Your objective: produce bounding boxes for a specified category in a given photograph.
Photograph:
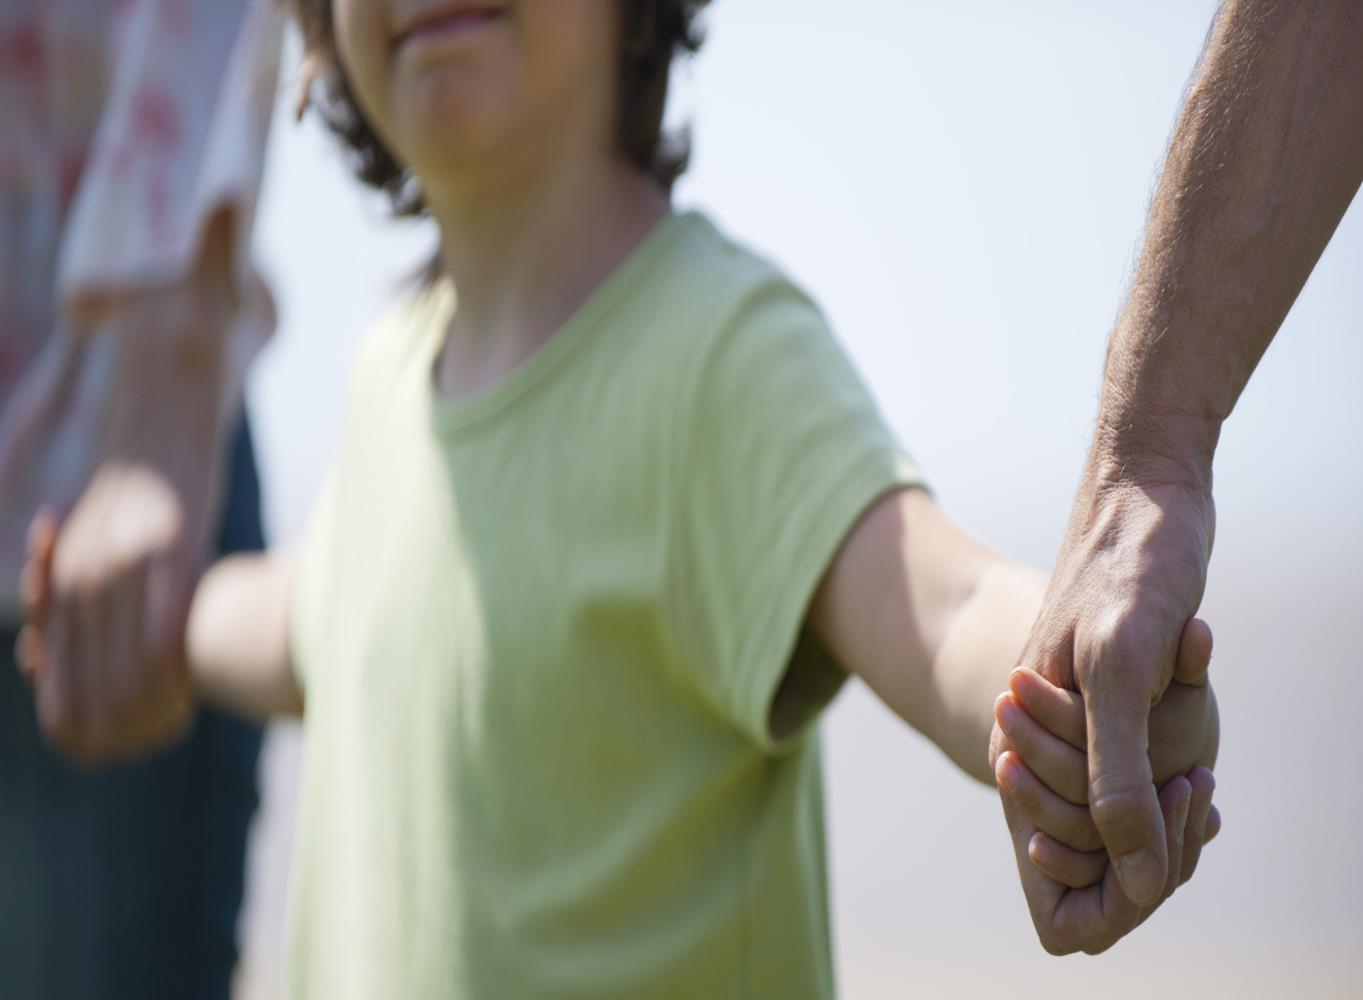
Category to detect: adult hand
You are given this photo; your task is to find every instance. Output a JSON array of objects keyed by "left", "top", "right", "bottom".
[
  {"left": 15, "top": 262, "right": 235, "bottom": 765},
  {"left": 1021, "top": 470, "right": 1215, "bottom": 908}
]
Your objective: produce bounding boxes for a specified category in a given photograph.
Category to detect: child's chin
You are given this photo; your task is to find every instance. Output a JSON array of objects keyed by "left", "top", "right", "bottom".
[{"left": 401, "top": 95, "right": 520, "bottom": 165}]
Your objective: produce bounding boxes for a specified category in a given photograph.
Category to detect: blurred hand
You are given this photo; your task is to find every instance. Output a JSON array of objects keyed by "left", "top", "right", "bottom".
[
  {"left": 989, "top": 616, "right": 1220, "bottom": 954},
  {"left": 14, "top": 254, "right": 235, "bottom": 765},
  {"left": 1021, "top": 476, "right": 1215, "bottom": 907},
  {"left": 19, "top": 476, "right": 197, "bottom": 764}
]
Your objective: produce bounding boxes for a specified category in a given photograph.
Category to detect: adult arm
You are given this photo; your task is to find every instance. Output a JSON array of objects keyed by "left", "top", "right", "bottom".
[{"left": 1022, "top": 0, "right": 1363, "bottom": 910}]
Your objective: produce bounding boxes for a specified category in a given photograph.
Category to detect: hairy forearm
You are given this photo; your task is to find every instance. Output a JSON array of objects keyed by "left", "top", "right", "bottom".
[
  {"left": 186, "top": 550, "right": 303, "bottom": 720},
  {"left": 927, "top": 561, "right": 1047, "bottom": 784},
  {"left": 1096, "top": 0, "right": 1363, "bottom": 488}
]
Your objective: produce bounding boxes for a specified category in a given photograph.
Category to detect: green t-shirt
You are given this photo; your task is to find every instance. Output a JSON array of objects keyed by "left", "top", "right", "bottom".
[{"left": 288, "top": 211, "right": 924, "bottom": 999}]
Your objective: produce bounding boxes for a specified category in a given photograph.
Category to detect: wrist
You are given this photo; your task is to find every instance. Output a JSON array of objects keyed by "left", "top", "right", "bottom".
[
  {"left": 1091, "top": 309, "right": 1228, "bottom": 495},
  {"left": 1088, "top": 407, "right": 1219, "bottom": 499}
]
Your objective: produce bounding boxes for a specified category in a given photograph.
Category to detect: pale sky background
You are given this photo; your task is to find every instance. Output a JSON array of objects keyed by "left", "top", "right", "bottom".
[{"left": 236, "top": 2, "right": 1363, "bottom": 997}]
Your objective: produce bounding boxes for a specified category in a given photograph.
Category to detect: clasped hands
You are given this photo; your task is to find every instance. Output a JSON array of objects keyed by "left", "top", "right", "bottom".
[{"left": 991, "top": 615, "right": 1220, "bottom": 955}]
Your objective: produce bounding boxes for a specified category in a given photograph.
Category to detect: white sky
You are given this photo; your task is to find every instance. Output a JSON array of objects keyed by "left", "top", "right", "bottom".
[{"left": 240, "top": 3, "right": 1363, "bottom": 997}]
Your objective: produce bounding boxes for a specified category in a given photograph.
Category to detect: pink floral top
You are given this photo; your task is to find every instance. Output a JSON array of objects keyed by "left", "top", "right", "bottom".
[{"left": 0, "top": 0, "right": 282, "bottom": 614}]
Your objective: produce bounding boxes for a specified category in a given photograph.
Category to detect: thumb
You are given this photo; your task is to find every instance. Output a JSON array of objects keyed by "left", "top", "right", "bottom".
[
  {"left": 1084, "top": 667, "right": 1167, "bottom": 908},
  {"left": 1172, "top": 617, "right": 1213, "bottom": 688}
]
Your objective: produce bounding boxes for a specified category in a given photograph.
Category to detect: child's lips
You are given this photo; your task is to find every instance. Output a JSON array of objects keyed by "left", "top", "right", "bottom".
[{"left": 395, "top": 3, "right": 506, "bottom": 49}]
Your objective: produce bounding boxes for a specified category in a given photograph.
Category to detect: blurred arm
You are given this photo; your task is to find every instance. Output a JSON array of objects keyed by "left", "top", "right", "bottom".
[
  {"left": 95, "top": 211, "right": 239, "bottom": 540},
  {"left": 186, "top": 549, "right": 303, "bottom": 720}
]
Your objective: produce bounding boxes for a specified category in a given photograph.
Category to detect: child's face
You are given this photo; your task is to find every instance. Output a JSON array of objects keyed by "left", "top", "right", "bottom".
[{"left": 334, "top": 0, "right": 619, "bottom": 190}]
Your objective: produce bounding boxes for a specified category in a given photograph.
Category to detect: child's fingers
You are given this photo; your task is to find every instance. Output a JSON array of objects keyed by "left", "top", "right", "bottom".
[
  {"left": 1178, "top": 766, "right": 1217, "bottom": 885},
  {"left": 1204, "top": 805, "right": 1222, "bottom": 844},
  {"left": 1173, "top": 617, "right": 1213, "bottom": 688},
  {"left": 995, "top": 751, "right": 1103, "bottom": 852},
  {"left": 1137, "top": 774, "right": 1192, "bottom": 926},
  {"left": 994, "top": 692, "right": 1088, "bottom": 805},
  {"left": 1008, "top": 668, "right": 1085, "bottom": 751},
  {"left": 1027, "top": 832, "right": 1107, "bottom": 889}
]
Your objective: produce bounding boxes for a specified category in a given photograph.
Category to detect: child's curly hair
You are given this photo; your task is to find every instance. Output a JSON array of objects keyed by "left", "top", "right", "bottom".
[{"left": 286, "top": 1, "right": 709, "bottom": 216}]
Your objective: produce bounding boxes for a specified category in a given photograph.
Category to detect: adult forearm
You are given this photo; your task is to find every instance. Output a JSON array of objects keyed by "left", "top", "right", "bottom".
[
  {"left": 1096, "top": 0, "right": 1363, "bottom": 488},
  {"left": 95, "top": 216, "right": 241, "bottom": 545},
  {"left": 186, "top": 550, "right": 303, "bottom": 720}
]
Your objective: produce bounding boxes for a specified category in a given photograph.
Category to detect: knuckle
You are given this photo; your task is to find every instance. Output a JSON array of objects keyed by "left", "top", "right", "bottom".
[
  {"left": 1089, "top": 783, "right": 1153, "bottom": 835},
  {"left": 1075, "top": 616, "right": 1169, "bottom": 687},
  {"left": 1067, "top": 821, "right": 1104, "bottom": 854},
  {"left": 1061, "top": 770, "right": 1089, "bottom": 808}
]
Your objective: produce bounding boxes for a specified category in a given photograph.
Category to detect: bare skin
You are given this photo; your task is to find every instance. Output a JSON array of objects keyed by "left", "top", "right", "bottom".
[
  {"left": 14, "top": 217, "right": 241, "bottom": 765},
  {"left": 1000, "top": 0, "right": 1363, "bottom": 952}
]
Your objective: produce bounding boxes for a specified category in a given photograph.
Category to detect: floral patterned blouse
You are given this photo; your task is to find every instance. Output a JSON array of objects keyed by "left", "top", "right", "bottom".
[{"left": 0, "top": 0, "right": 282, "bottom": 614}]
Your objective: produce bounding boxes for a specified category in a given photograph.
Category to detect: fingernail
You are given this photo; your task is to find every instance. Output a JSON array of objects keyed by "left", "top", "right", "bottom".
[
  {"left": 996, "top": 696, "right": 1018, "bottom": 729},
  {"left": 1192, "top": 801, "right": 1209, "bottom": 840},
  {"left": 996, "top": 758, "right": 1018, "bottom": 794},
  {"left": 1114, "top": 849, "right": 1163, "bottom": 906}
]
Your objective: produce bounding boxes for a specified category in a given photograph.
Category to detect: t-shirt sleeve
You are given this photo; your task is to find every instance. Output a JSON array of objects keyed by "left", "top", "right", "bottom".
[
  {"left": 669, "top": 279, "right": 927, "bottom": 752},
  {"left": 289, "top": 464, "right": 339, "bottom": 695}
]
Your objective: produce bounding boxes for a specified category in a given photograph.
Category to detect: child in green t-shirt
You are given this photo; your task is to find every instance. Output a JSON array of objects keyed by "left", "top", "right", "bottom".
[{"left": 19, "top": 1, "right": 1219, "bottom": 995}]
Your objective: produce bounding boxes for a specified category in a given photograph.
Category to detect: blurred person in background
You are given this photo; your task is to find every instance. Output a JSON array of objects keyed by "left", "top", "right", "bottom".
[
  {"left": 0, "top": 1, "right": 281, "bottom": 996},
  {"left": 995, "top": 0, "right": 1363, "bottom": 954}
]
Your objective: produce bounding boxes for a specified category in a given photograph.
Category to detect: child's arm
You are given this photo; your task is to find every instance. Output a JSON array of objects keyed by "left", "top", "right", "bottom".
[
  {"left": 807, "top": 487, "right": 1049, "bottom": 783},
  {"left": 807, "top": 487, "right": 1217, "bottom": 783},
  {"left": 185, "top": 550, "right": 303, "bottom": 720},
  {"left": 806, "top": 486, "right": 1219, "bottom": 952}
]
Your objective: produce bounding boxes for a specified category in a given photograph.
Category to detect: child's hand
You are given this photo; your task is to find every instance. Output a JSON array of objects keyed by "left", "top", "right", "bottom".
[{"left": 14, "top": 505, "right": 193, "bottom": 765}]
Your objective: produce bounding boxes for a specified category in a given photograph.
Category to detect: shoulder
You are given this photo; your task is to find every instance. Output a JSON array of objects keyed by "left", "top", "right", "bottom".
[
  {"left": 664, "top": 213, "right": 825, "bottom": 327},
  {"left": 633, "top": 212, "right": 837, "bottom": 385}
]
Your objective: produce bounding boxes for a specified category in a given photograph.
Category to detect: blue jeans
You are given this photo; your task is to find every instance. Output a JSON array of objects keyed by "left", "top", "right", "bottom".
[{"left": 0, "top": 421, "right": 265, "bottom": 1000}]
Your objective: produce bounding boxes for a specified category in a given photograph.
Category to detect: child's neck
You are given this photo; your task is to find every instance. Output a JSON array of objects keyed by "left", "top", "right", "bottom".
[{"left": 425, "top": 147, "right": 670, "bottom": 402}]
